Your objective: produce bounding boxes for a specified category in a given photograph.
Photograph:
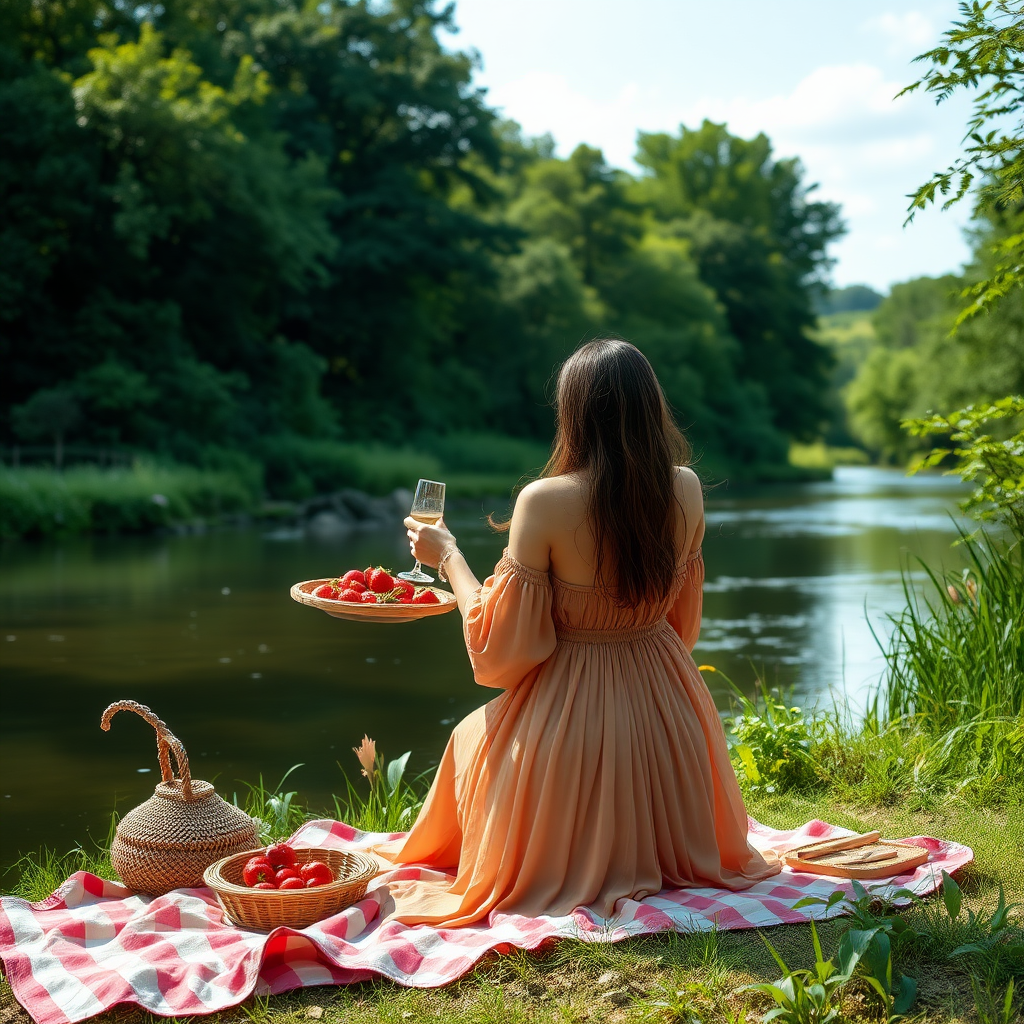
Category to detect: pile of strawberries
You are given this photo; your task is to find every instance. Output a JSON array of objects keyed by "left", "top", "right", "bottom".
[
  {"left": 314, "top": 566, "right": 439, "bottom": 605},
  {"left": 241, "top": 843, "right": 334, "bottom": 891}
]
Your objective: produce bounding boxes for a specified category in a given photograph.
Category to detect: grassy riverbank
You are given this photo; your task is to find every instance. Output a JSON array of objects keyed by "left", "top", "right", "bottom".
[
  {"left": 0, "top": 435, "right": 830, "bottom": 541},
  {"left": 2, "top": 790, "right": 1020, "bottom": 1024}
]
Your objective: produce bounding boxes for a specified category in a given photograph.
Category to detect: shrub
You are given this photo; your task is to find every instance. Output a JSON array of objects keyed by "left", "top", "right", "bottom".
[
  {"left": 0, "top": 464, "right": 261, "bottom": 540},
  {"left": 260, "top": 435, "right": 441, "bottom": 500}
]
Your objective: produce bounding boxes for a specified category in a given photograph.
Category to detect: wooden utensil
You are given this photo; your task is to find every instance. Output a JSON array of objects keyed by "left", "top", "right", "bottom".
[
  {"left": 783, "top": 839, "right": 929, "bottom": 879},
  {"left": 794, "top": 831, "right": 881, "bottom": 860}
]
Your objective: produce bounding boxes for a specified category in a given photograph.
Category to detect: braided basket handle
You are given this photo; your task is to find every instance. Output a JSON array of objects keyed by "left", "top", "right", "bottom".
[{"left": 100, "top": 700, "right": 194, "bottom": 800}]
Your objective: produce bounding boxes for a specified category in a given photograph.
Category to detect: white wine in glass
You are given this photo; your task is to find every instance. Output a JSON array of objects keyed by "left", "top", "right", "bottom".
[{"left": 399, "top": 479, "right": 446, "bottom": 583}]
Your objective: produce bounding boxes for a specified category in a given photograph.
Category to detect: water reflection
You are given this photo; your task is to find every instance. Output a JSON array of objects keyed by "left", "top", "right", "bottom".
[{"left": 0, "top": 467, "right": 968, "bottom": 869}]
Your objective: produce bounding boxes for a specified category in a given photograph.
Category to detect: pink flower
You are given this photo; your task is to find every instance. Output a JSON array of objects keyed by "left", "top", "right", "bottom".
[{"left": 353, "top": 735, "right": 377, "bottom": 786}]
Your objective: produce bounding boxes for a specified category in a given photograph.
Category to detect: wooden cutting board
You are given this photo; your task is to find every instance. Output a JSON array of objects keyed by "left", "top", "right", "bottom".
[{"left": 783, "top": 832, "right": 929, "bottom": 879}]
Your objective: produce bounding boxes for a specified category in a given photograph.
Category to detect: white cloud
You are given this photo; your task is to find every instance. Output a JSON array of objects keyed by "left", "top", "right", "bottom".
[
  {"left": 863, "top": 11, "right": 936, "bottom": 54},
  {"left": 486, "top": 59, "right": 972, "bottom": 289},
  {"left": 486, "top": 72, "right": 647, "bottom": 166},
  {"left": 686, "top": 64, "right": 913, "bottom": 144}
]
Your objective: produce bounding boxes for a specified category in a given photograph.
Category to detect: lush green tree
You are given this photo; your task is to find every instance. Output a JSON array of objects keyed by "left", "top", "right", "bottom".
[
  {"left": 1, "top": 1, "right": 842, "bottom": 485},
  {"left": 902, "top": 0, "right": 1024, "bottom": 323},
  {"left": 633, "top": 120, "right": 845, "bottom": 439},
  {"left": 11, "top": 387, "right": 81, "bottom": 468},
  {"left": 845, "top": 213, "right": 1024, "bottom": 462},
  {"left": 508, "top": 144, "right": 641, "bottom": 287}
]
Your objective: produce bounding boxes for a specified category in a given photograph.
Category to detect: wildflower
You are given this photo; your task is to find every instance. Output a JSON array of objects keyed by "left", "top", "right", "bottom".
[
  {"left": 353, "top": 735, "right": 377, "bottom": 786},
  {"left": 965, "top": 578, "right": 978, "bottom": 601},
  {"left": 947, "top": 585, "right": 961, "bottom": 604},
  {"left": 697, "top": 665, "right": 716, "bottom": 672}
]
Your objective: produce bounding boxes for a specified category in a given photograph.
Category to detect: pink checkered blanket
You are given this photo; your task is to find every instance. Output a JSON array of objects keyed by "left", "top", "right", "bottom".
[{"left": 0, "top": 818, "right": 973, "bottom": 1024}]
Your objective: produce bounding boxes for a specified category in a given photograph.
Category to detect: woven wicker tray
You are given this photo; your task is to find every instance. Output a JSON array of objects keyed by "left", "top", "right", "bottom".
[
  {"left": 783, "top": 833, "right": 929, "bottom": 879},
  {"left": 290, "top": 579, "right": 457, "bottom": 623},
  {"left": 204, "top": 847, "right": 378, "bottom": 930}
]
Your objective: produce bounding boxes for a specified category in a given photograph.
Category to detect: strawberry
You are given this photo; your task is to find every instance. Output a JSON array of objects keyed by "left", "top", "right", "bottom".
[
  {"left": 279, "top": 876, "right": 305, "bottom": 890},
  {"left": 243, "top": 856, "right": 276, "bottom": 886},
  {"left": 266, "top": 842, "right": 297, "bottom": 868},
  {"left": 393, "top": 579, "right": 414, "bottom": 598},
  {"left": 300, "top": 861, "right": 334, "bottom": 884},
  {"left": 314, "top": 584, "right": 336, "bottom": 599},
  {"left": 412, "top": 588, "right": 440, "bottom": 605},
  {"left": 360, "top": 591, "right": 378, "bottom": 603},
  {"left": 340, "top": 569, "right": 366, "bottom": 588},
  {"left": 348, "top": 581, "right": 367, "bottom": 594},
  {"left": 366, "top": 567, "right": 396, "bottom": 594},
  {"left": 339, "top": 588, "right": 363, "bottom": 602},
  {"left": 274, "top": 867, "right": 300, "bottom": 885}
]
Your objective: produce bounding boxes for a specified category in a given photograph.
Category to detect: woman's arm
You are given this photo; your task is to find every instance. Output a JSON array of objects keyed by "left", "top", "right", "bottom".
[{"left": 403, "top": 517, "right": 481, "bottom": 615}]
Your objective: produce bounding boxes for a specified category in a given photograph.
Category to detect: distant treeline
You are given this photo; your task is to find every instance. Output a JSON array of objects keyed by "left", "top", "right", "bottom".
[
  {"left": 814, "top": 211, "right": 1024, "bottom": 464},
  {"left": 1, "top": 0, "right": 846, "bottom": 491}
]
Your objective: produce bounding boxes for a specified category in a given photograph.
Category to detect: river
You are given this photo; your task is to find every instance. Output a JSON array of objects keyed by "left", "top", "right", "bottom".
[{"left": 0, "top": 467, "right": 969, "bottom": 872}]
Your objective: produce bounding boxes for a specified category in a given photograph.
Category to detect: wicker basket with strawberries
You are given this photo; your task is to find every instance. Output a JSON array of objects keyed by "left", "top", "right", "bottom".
[{"left": 204, "top": 842, "right": 378, "bottom": 930}]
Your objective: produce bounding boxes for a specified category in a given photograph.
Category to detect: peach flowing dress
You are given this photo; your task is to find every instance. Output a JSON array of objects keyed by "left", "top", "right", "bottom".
[{"left": 371, "top": 548, "right": 780, "bottom": 926}]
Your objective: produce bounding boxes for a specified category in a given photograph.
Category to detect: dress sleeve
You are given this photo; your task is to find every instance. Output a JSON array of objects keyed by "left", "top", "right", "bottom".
[
  {"left": 463, "top": 550, "right": 557, "bottom": 690},
  {"left": 666, "top": 550, "right": 705, "bottom": 652}
]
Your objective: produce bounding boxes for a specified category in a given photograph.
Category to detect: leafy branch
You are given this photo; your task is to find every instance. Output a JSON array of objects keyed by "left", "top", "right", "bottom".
[
  {"left": 899, "top": 1, "right": 1024, "bottom": 324},
  {"left": 904, "top": 395, "right": 1024, "bottom": 537}
]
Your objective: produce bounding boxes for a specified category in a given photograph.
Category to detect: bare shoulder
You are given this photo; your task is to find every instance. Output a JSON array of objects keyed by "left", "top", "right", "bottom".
[
  {"left": 516, "top": 475, "right": 580, "bottom": 510},
  {"left": 673, "top": 466, "right": 705, "bottom": 552},
  {"left": 673, "top": 465, "right": 704, "bottom": 507},
  {"left": 508, "top": 476, "right": 581, "bottom": 571}
]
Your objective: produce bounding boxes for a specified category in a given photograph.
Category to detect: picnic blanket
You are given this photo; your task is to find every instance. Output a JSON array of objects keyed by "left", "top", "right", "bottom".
[{"left": 0, "top": 817, "right": 973, "bottom": 1024}]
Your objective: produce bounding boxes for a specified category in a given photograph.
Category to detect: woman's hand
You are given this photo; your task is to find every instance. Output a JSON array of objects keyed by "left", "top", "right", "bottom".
[{"left": 404, "top": 516, "right": 456, "bottom": 569}]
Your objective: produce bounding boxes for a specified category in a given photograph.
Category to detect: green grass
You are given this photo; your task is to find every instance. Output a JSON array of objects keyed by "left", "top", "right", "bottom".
[
  {"left": 788, "top": 442, "right": 870, "bottom": 471},
  {"left": 260, "top": 432, "right": 549, "bottom": 502},
  {"left": 876, "top": 530, "right": 1023, "bottom": 790},
  {"left": 3, "top": 794, "right": 1017, "bottom": 1024},
  {"left": 0, "top": 463, "right": 261, "bottom": 540}
]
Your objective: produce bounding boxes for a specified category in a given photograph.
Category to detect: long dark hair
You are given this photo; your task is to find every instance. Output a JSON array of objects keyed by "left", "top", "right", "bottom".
[{"left": 503, "top": 339, "right": 693, "bottom": 605}]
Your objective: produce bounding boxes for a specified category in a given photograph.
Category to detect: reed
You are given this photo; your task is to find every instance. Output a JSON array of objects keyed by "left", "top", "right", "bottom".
[
  {"left": 332, "top": 741, "right": 433, "bottom": 834},
  {"left": 877, "top": 528, "right": 1024, "bottom": 790}
]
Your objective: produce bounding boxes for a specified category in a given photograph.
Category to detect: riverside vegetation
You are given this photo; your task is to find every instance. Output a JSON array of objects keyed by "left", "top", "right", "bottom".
[{"left": 4, "top": 402, "right": 1022, "bottom": 1023}]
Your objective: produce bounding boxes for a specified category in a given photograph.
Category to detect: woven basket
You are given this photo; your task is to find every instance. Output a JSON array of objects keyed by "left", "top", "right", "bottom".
[
  {"left": 204, "top": 847, "right": 379, "bottom": 930},
  {"left": 101, "top": 701, "right": 260, "bottom": 897}
]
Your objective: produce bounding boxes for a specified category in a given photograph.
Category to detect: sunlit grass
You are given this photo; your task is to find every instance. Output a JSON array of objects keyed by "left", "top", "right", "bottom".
[{"left": 1, "top": 814, "right": 116, "bottom": 902}]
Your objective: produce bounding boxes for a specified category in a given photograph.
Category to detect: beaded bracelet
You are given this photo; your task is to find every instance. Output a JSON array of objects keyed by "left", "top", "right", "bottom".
[{"left": 437, "top": 541, "right": 461, "bottom": 583}]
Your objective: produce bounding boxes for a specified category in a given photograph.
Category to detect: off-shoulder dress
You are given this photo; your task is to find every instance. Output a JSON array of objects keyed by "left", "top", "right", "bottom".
[{"left": 370, "top": 548, "right": 780, "bottom": 926}]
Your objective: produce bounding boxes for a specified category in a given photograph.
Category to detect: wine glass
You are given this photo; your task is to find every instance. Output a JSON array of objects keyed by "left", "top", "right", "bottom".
[{"left": 398, "top": 478, "right": 446, "bottom": 583}]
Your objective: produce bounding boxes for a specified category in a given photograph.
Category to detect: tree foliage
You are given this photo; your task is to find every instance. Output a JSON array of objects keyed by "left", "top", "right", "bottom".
[
  {"left": 1, "top": 0, "right": 841, "bottom": 487},
  {"left": 901, "top": 0, "right": 1024, "bottom": 323},
  {"left": 845, "top": 211, "right": 1024, "bottom": 463}
]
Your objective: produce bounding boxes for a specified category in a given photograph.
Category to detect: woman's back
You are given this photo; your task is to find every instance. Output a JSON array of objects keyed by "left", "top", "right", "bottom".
[{"left": 508, "top": 465, "right": 705, "bottom": 589}]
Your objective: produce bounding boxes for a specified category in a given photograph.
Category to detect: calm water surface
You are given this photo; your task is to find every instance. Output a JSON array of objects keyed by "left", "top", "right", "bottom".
[{"left": 0, "top": 467, "right": 969, "bottom": 870}]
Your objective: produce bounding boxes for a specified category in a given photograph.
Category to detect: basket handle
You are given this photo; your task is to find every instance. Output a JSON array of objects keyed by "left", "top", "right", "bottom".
[{"left": 100, "top": 700, "right": 194, "bottom": 801}]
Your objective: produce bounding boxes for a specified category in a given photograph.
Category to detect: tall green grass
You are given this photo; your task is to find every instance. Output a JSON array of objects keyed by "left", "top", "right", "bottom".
[
  {"left": 876, "top": 530, "right": 1023, "bottom": 792},
  {"left": 261, "top": 432, "right": 548, "bottom": 501},
  {"left": 2, "top": 816, "right": 116, "bottom": 902},
  {"left": 722, "top": 532, "right": 1023, "bottom": 805},
  {"left": 0, "top": 463, "right": 261, "bottom": 540}
]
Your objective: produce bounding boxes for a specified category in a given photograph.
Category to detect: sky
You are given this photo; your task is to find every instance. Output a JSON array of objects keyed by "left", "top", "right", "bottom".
[{"left": 440, "top": 0, "right": 977, "bottom": 293}]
